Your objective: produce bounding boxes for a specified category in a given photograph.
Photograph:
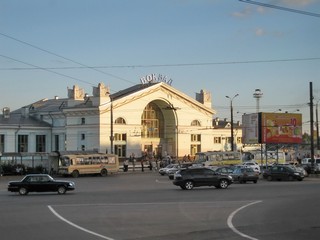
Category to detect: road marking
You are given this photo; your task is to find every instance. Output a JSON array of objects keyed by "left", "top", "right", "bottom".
[
  {"left": 48, "top": 205, "right": 115, "bottom": 240},
  {"left": 227, "top": 200, "right": 262, "bottom": 240}
]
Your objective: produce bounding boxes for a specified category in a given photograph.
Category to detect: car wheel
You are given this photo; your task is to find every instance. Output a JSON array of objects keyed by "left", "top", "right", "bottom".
[
  {"left": 19, "top": 187, "right": 28, "bottom": 195},
  {"left": 184, "top": 181, "right": 194, "bottom": 190},
  {"left": 267, "top": 176, "right": 272, "bottom": 181},
  {"left": 72, "top": 170, "right": 79, "bottom": 178},
  {"left": 58, "top": 186, "right": 67, "bottom": 194},
  {"left": 219, "top": 179, "right": 229, "bottom": 189},
  {"left": 100, "top": 169, "right": 108, "bottom": 177},
  {"left": 253, "top": 180, "right": 257, "bottom": 184}
]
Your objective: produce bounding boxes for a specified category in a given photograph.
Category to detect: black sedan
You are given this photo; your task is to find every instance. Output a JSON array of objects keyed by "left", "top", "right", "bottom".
[{"left": 8, "top": 174, "right": 75, "bottom": 195}]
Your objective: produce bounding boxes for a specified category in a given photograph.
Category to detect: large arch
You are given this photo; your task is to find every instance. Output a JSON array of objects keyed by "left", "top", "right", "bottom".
[{"left": 140, "top": 100, "right": 178, "bottom": 160}]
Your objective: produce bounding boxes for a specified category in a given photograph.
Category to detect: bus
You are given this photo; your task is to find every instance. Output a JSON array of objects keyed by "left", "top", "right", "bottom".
[
  {"left": 242, "top": 150, "right": 286, "bottom": 165},
  {"left": 194, "top": 151, "right": 242, "bottom": 166},
  {"left": 58, "top": 153, "right": 119, "bottom": 177}
]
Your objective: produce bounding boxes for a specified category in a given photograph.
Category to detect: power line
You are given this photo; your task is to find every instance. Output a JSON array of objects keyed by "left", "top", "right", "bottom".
[
  {"left": 239, "top": 0, "right": 320, "bottom": 18},
  {"left": 0, "top": 53, "right": 95, "bottom": 86},
  {"left": 0, "top": 32, "right": 135, "bottom": 85},
  {"left": 0, "top": 57, "right": 319, "bottom": 70}
]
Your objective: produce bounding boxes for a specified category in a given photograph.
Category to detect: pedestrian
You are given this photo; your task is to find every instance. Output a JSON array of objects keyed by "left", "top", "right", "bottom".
[
  {"left": 123, "top": 159, "right": 129, "bottom": 172},
  {"left": 141, "top": 159, "right": 144, "bottom": 172}
]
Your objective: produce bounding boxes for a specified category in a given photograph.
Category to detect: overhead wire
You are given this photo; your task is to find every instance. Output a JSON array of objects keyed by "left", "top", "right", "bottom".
[
  {"left": 0, "top": 32, "right": 135, "bottom": 86},
  {"left": 0, "top": 53, "right": 95, "bottom": 86},
  {"left": 0, "top": 57, "right": 320, "bottom": 70},
  {"left": 238, "top": 0, "right": 320, "bottom": 18}
]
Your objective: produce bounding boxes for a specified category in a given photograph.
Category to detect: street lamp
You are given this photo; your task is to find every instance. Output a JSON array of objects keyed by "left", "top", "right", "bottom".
[{"left": 226, "top": 94, "right": 239, "bottom": 151}]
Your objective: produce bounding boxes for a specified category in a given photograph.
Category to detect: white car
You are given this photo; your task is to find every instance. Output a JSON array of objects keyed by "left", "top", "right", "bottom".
[
  {"left": 158, "top": 164, "right": 179, "bottom": 175},
  {"left": 242, "top": 162, "right": 261, "bottom": 174}
]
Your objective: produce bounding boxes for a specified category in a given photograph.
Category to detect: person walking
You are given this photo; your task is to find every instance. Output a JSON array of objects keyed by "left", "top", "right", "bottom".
[{"left": 141, "top": 159, "right": 144, "bottom": 172}]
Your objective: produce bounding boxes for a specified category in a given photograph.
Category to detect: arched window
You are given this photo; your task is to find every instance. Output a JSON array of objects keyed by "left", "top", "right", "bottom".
[
  {"left": 115, "top": 117, "right": 126, "bottom": 124},
  {"left": 141, "top": 102, "right": 164, "bottom": 138},
  {"left": 191, "top": 120, "right": 201, "bottom": 126}
]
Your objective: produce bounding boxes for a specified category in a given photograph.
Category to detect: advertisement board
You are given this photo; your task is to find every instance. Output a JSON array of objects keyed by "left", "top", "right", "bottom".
[
  {"left": 260, "top": 113, "right": 302, "bottom": 144},
  {"left": 242, "top": 113, "right": 259, "bottom": 144}
]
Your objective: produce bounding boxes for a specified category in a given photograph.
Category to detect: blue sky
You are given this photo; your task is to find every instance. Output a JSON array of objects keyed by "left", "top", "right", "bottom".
[{"left": 1, "top": 0, "right": 319, "bottom": 132}]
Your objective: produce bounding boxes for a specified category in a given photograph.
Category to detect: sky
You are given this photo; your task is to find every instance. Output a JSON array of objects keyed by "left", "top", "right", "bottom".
[{"left": 1, "top": 0, "right": 320, "bottom": 133}]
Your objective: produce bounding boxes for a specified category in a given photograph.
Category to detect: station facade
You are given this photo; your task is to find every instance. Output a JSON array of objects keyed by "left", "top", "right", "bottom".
[{"left": 0, "top": 80, "right": 243, "bottom": 164}]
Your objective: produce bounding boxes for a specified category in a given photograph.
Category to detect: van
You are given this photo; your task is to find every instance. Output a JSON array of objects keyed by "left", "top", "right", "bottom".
[{"left": 301, "top": 158, "right": 320, "bottom": 173}]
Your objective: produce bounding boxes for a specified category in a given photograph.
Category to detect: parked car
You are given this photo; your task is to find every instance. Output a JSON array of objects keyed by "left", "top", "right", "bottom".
[
  {"left": 172, "top": 167, "right": 233, "bottom": 190},
  {"left": 263, "top": 165, "right": 304, "bottom": 181},
  {"left": 301, "top": 158, "right": 320, "bottom": 173},
  {"left": 158, "top": 164, "right": 179, "bottom": 176},
  {"left": 7, "top": 174, "right": 75, "bottom": 195},
  {"left": 242, "top": 161, "right": 261, "bottom": 174},
  {"left": 231, "top": 167, "right": 259, "bottom": 184}
]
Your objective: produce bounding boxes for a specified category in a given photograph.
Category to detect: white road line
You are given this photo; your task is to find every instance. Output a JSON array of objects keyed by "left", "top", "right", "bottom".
[
  {"left": 48, "top": 205, "right": 115, "bottom": 240},
  {"left": 227, "top": 200, "right": 262, "bottom": 240}
]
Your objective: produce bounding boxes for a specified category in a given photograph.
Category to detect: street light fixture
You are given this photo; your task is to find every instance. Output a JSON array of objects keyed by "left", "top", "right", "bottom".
[{"left": 226, "top": 94, "right": 239, "bottom": 151}]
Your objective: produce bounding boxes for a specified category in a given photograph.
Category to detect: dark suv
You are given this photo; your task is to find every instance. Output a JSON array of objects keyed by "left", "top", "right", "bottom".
[{"left": 173, "top": 167, "right": 233, "bottom": 190}]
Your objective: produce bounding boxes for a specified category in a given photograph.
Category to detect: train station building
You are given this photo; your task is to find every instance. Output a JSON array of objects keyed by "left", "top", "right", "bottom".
[{"left": 0, "top": 77, "right": 243, "bottom": 168}]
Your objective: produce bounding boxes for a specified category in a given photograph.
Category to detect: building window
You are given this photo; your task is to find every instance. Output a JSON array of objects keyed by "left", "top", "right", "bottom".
[
  {"left": 191, "top": 134, "right": 201, "bottom": 142},
  {"left": 81, "top": 145, "right": 85, "bottom": 151},
  {"left": 191, "top": 120, "right": 201, "bottom": 126},
  {"left": 0, "top": 134, "right": 4, "bottom": 152},
  {"left": 114, "top": 133, "right": 127, "bottom": 141},
  {"left": 81, "top": 118, "right": 86, "bottom": 125},
  {"left": 36, "top": 135, "right": 46, "bottom": 152},
  {"left": 190, "top": 144, "right": 201, "bottom": 156},
  {"left": 114, "top": 144, "right": 126, "bottom": 157},
  {"left": 81, "top": 133, "right": 85, "bottom": 140},
  {"left": 115, "top": 117, "right": 126, "bottom": 124},
  {"left": 214, "top": 137, "right": 221, "bottom": 144},
  {"left": 18, "top": 135, "right": 28, "bottom": 152},
  {"left": 141, "top": 102, "right": 164, "bottom": 138},
  {"left": 237, "top": 137, "right": 242, "bottom": 144},
  {"left": 54, "top": 135, "right": 59, "bottom": 151}
]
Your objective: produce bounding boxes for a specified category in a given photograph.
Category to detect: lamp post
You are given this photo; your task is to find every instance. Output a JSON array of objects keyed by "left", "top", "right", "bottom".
[{"left": 226, "top": 94, "right": 239, "bottom": 151}]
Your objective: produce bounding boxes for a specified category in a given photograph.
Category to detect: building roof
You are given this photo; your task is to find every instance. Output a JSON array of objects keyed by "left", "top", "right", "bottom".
[{"left": 0, "top": 111, "right": 51, "bottom": 128}]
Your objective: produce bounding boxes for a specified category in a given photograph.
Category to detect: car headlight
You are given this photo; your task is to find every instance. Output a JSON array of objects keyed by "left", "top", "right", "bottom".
[
  {"left": 69, "top": 182, "right": 75, "bottom": 187},
  {"left": 294, "top": 172, "right": 300, "bottom": 176}
]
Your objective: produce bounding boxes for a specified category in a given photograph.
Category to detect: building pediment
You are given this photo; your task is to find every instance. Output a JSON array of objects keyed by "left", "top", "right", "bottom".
[{"left": 110, "top": 82, "right": 215, "bottom": 116}]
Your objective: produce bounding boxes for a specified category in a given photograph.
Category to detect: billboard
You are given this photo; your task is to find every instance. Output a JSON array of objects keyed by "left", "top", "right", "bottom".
[
  {"left": 242, "top": 113, "right": 259, "bottom": 144},
  {"left": 260, "top": 113, "right": 302, "bottom": 144}
]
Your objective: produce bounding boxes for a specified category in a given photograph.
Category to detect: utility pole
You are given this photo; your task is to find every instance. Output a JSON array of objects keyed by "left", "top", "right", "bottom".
[
  {"left": 226, "top": 94, "right": 239, "bottom": 151},
  {"left": 309, "top": 82, "right": 314, "bottom": 168}
]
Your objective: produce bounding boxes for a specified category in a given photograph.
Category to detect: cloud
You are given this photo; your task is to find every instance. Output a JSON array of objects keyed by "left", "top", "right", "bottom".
[
  {"left": 255, "top": 27, "right": 265, "bottom": 36},
  {"left": 253, "top": 27, "right": 288, "bottom": 38},
  {"left": 232, "top": 6, "right": 254, "bottom": 18}
]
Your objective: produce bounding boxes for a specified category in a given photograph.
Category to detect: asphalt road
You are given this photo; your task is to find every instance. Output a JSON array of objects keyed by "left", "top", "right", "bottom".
[{"left": 1, "top": 172, "right": 320, "bottom": 240}]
